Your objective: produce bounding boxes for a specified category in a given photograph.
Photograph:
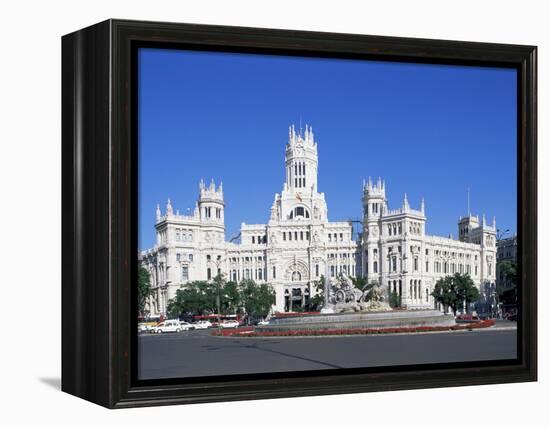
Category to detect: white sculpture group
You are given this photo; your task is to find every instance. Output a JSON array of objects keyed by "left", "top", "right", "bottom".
[{"left": 322, "top": 272, "right": 391, "bottom": 313}]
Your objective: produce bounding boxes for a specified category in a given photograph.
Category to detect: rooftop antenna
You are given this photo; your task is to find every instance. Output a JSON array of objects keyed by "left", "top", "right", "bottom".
[{"left": 467, "top": 186, "right": 471, "bottom": 216}]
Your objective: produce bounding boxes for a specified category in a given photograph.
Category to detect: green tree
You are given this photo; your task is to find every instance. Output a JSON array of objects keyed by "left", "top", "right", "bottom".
[
  {"left": 221, "top": 280, "right": 242, "bottom": 315},
  {"left": 138, "top": 266, "right": 153, "bottom": 315},
  {"left": 239, "top": 279, "right": 275, "bottom": 318},
  {"left": 166, "top": 281, "right": 217, "bottom": 318},
  {"left": 388, "top": 291, "right": 401, "bottom": 308},
  {"left": 497, "top": 260, "right": 518, "bottom": 306},
  {"left": 308, "top": 275, "right": 326, "bottom": 311},
  {"left": 351, "top": 276, "right": 368, "bottom": 290},
  {"left": 432, "top": 273, "right": 480, "bottom": 315},
  {"left": 499, "top": 260, "right": 517, "bottom": 286},
  {"left": 431, "top": 276, "right": 457, "bottom": 314},
  {"left": 454, "top": 273, "right": 480, "bottom": 313}
]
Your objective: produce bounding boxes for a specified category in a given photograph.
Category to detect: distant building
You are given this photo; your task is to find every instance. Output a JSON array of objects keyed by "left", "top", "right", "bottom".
[
  {"left": 140, "top": 124, "right": 497, "bottom": 316},
  {"left": 496, "top": 235, "right": 518, "bottom": 290}
]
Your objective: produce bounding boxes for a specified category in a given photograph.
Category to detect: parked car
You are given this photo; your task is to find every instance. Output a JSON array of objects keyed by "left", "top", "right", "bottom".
[
  {"left": 179, "top": 321, "right": 195, "bottom": 331},
  {"left": 137, "top": 323, "right": 150, "bottom": 333},
  {"left": 153, "top": 320, "right": 185, "bottom": 334},
  {"left": 193, "top": 320, "right": 212, "bottom": 329},
  {"left": 456, "top": 314, "right": 479, "bottom": 322},
  {"left": 220, "top": 320, "right": 240, "bottom": 329}
]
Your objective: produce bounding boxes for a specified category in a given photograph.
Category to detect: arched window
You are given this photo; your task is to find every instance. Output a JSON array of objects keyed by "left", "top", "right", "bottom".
[
  {"left": 272, "top": 266, "right": 276, "bottom": 279},
  {"left": 289, "top": 206, "right": 310, "bottom": 219},
  {"left": 292, "top": 271, "right": 302, "bottom": 281}
]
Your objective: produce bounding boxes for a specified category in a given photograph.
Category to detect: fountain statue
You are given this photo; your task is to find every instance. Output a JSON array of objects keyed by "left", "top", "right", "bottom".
[{"left": 321, "top": 271, "right": 390, "bottom": 313}]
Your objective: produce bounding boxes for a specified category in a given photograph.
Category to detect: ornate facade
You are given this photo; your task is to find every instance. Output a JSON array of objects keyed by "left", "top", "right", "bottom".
[{"left": 140, "top": 125, "right": 497, "bottom": 315}]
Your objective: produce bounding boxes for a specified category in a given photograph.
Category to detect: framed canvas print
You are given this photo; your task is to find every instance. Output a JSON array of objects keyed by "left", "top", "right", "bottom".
[{"left": 62, "top": 19, "right": 537, "bottom": 408}]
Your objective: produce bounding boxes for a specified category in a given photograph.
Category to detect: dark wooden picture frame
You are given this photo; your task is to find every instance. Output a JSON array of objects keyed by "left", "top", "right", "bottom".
[{"left": 62, "top": 19, "right": 537, "bottom": 408}]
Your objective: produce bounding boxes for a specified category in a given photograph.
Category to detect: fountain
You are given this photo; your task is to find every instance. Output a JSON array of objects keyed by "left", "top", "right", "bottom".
[{"left": 256, "top": 271, "right": 455, "bottom": 333}]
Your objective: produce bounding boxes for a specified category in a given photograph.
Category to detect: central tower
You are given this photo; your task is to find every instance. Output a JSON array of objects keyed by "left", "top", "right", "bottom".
[{"left": 285, "top": 124, "right": 319, "bottom": 194}]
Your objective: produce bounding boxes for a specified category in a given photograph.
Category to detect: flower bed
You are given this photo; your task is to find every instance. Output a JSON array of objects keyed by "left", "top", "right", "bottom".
[{"left": 211, "top": 319, "right": 495, "bottom": 337}]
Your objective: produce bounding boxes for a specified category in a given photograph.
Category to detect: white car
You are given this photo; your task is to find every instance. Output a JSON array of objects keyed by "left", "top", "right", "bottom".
[
  {"left": 137, "top": 323, "right": 150, "bottom": 333},
  {"left": 179, "top": 321, "right": 195, "bottom": 331},
  {"left": 193, "top": 320, "right": 212, "bottom": 329},
  {"left": 257, "top": 320, "right": 270, "bottom": 326},
  {"left": 153, "top": 320, "right": 188, "bottom": 334},
  {"left": 220, "top": 320, "right": 240, "bottom": 329}
]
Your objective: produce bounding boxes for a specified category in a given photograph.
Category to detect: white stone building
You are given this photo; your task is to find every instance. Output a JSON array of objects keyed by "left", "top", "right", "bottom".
[{"left": 140, "top": 125, "right": 497, "bottom": 315}]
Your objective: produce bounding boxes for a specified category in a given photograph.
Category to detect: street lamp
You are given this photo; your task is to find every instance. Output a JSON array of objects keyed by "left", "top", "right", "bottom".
[
  {"left": 497, "top": 228, "right": 510, "bottom": 241},
  {"left": 213, "top": 255, "right": 225, "bottom": 317}
]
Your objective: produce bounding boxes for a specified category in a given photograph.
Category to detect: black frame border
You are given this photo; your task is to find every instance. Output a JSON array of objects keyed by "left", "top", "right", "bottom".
[{"left": 62, "top": 19, "right": 537, "bottom": 408}]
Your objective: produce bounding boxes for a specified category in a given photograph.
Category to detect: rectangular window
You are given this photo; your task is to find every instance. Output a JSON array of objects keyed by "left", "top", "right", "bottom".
[
  {"left": 295, "top": 231, "right": 298, "bottom": 240},
  {"left": 272, "top": 266, "right": 276, "bottom": 279},
  {"left": 252, "top": 236, "right": 255, "bottom": 244},
  {"left": 182, "top": 266, "right": 188, "bottom": 280},
  {"left": 283, "top": 232, "right": 286, "bottom": 241},
  {"left": 300, "top": 231, "right": 304, "bottom": 240},
  {"left": 426, "top": 261, "right": 429, "bottom": 272}
]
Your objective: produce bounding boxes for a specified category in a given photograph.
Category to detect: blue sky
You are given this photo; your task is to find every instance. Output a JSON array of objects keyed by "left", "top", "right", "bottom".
[{"left": 138, "top": 48, "right": 517, "bottom": 250}]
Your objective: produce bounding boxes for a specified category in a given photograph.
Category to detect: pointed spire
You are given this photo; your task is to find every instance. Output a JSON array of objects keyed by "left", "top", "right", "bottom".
[
  {"left": 210, "top": 178, "right": 215, "bottom": 191},
  {"left": 420, "top": 197, "right": 425, "bottom": 214},
  {"left": 166, "top": 198, "right": 173, "bottom": 216},
  {"left": 218, "top": 181, "right": 223, "bottom": 194},
  {"left": 199, "top": 178, "right": 205, "bottom": 192},
  {"left": 482, "top": 213, "right": 487, "bottom": 227},
  {"left": 492, "top": 215, "right": 496, "bottom": 229},
  {"left": 403, "top": 193, "right": 409, "bottom": 210},
  {"left": 156, "top": 203, "right": 161, "bottom": 221}
]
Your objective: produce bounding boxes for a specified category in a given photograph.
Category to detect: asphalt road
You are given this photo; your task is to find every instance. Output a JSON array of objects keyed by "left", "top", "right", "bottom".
[{"left": 138, "top": 322, "right": 517, "bottom": 380}]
